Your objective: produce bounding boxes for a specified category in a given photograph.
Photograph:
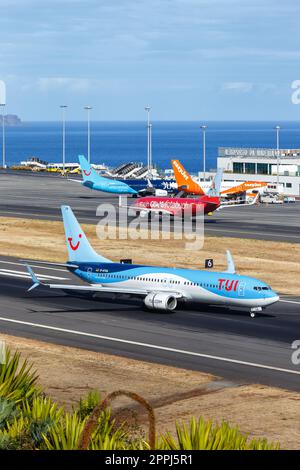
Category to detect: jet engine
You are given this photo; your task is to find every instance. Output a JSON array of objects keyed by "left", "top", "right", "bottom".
[{"left": 144, "top": 292, "right": 177, "bottom": 311}]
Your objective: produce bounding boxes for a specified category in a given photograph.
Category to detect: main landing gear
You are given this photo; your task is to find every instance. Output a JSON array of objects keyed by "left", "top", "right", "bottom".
[{"left": 250, "top": 307, "right": 262, "bottom": 318}]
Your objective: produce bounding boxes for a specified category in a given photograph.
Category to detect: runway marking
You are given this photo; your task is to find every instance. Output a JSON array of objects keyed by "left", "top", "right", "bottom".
[
  {"left": 0, "top": 260, "right": 68, "bottom": 273},
  {"left": 0, "top": 316, "right": 299, "bottom": 376},
  {"left": 280, "top": 300, "right": 300, "bottom": 305},
  {"left": 0, "top": 269, "right": 69, "bottom": 281},
  {"left": 0, "top": 272, "right": 33, "bottom": 279},
  {"left": 0, "top": 211, "right": 96, "bottom": 224},
  {"left": 205, "top": 227, "right": 300, "bottom": 239},
  {"left": 0, "top": 211, "right": 60, "bottom": 219}
]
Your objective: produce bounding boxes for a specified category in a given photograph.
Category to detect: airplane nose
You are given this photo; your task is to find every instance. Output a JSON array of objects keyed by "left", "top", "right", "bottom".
[{"left": 268, "top": 294, "right": 279, "bottom": 305}]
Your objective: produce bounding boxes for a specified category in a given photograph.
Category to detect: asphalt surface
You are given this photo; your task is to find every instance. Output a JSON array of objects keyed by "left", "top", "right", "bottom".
[
  {"left": 0, "top": 256, "right": 299, "bottom": 391},
  {"left": 0, "top": 170, "right": 300, "bottom": 242}
]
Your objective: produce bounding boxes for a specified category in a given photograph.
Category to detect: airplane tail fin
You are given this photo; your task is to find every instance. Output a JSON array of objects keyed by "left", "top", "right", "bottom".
[
  {"left": 61, "top": 205, "right": 111, "bottom": 263},
  {"left": 207, "top": 169, "right": 223, "bottom": 197},
  {"left": 172, "top": 160, "right": 205, "bottom": 195},
  {"left": 78, "top": 155, "right": 99, "bottom": 183}
]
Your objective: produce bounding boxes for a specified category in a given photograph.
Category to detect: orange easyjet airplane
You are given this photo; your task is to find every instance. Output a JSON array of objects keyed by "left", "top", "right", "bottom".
[{"left": 171, "top": 160, "right": 267, "bottom": 197}]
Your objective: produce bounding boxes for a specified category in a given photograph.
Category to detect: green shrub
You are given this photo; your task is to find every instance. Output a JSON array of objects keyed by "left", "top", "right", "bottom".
[
  {"left": 77, "top": 390, "right": 101, "bottom": 419},
  {"left": 0, "top": 346, "right": 281, "bottom": 451},
  {"left": 0, "top": 349, "right": 39, "bottom": 403},
  {"left": 158, "top": 417, "right": 280, "bottom": 450}
]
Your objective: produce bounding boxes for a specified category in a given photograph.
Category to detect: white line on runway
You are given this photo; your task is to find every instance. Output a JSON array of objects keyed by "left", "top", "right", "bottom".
[
  {"left": 0, "top": 272, "right": 33, "bottom": 279},
  {"left": 0, "top": 316, "right": 299, "bottom": 376},
  {"left": 205, "top": 227, "right": 300, "bottom": 239},
  {"left": 0, "top": 211, "right": 96, "bottom": 224},
  {"left": 280, "top": 300, "right": 300, "bottom": 305},
  {"left": 0, "top": 211, "right": 60, "bottom": 219},
  {"left": 0, "top": 269, "right": 69, "bottom": 280},
  {"left": 0, "top": 260, "right": 68, "bottom": 273}
]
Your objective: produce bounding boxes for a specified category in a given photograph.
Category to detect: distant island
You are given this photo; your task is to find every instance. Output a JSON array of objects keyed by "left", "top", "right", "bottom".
[{"left": 0, "top": 114, "right": 22, "bottom": 126}]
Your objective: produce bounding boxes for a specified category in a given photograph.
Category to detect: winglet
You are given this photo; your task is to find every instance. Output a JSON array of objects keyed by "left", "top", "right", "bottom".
[
  {"left": 26, "top": 265, "right": 41, "bottom": 292},
  {"left": 225, "top": 250, "right": 236, "bottom": 274}
]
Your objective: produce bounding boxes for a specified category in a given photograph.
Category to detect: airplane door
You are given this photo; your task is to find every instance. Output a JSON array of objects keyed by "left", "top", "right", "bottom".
[
  {"left": 238, "top": 282, "right": 245, "bottom": 297},
  {"left": 87, "top": 267, "right": 93, "bottom": 282}
]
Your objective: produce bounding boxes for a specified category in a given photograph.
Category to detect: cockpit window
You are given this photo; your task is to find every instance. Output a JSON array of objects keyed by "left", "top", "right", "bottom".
[{"left": 254, "top": 286, "right": 270, "bottom": 291}]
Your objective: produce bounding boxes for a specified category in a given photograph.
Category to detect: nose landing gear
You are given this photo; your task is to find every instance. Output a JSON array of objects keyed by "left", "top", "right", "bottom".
[{"left": 250, "top": 306, "right": 262, "bottom": 318}]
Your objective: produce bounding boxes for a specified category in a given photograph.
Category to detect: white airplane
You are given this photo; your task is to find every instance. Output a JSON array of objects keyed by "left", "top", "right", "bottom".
[{"left": 25, "top": 206, "right": 279, "bottom": 318}]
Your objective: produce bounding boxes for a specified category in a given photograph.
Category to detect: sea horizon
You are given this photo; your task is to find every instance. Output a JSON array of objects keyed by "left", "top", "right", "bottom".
[{"left": 2, "top": 120, "right": 300, "bottom": 172}]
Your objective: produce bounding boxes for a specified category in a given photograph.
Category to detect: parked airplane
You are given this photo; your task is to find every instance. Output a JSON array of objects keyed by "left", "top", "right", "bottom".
[
  {"left": 71, "top": 155, "right": 138, "bottom": 195},
  {"left": 26, "top": 205, "right": 279, "bottom": 317},
  {"left": 172, "top": 160, "right": 267, "bottom": 198},
  {"left": 73, "top": 155, "right": 173, "bottom": 196},
  {"left": 126, "top": 169, "right": 258, "bottom": 217}
]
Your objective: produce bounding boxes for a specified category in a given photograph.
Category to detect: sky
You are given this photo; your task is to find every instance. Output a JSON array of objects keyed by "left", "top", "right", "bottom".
[{"left": 1, "top": 0, "right": 300, "bottom": 120}]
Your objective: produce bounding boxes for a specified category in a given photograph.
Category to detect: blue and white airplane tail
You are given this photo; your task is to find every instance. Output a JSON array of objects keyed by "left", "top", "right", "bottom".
[
  {"left": 207, "top": 169, "right": 223, "bottom": 197},
  {"left": 78, "top": 155, "right": 99, "bottom": 184},
  {"left": 61, "top": 205, "right": 111, "bottom": 263},
  {"left": 78, "top": 155, "right": 137, "bottom": 195}
]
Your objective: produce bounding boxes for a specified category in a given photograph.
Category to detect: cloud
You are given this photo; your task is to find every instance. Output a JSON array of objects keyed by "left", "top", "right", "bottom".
[
  {"left": 37, "top": 77, "right": 91, "bottom": 93},
  {"left": 222, "top": 82, "right": 254, "bottom": 93}
]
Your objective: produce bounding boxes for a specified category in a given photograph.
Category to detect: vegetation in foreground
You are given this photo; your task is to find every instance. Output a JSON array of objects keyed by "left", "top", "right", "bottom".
[{"left": 0, "top": 347, "right": 280, "bottom": 450}]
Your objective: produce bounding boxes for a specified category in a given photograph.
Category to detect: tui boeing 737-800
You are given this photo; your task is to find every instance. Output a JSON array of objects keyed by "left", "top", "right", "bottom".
[
  {"left": 71, "top": 155, "right": 138, "bottom": 195},
  {"left": 25, "top": 205, "right": 279, "bottom": 318}
]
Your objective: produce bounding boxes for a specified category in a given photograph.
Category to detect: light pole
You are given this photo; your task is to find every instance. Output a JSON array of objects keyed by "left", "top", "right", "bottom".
[
  {"left": 0, "top": 105, "right": 5, "bottom": 168},
  {"left": 84, "top": 106, "right": 92, "bottom": 163},
  {"left": 60, "top": 105, "right": 67, "bottom": 174},
  {"left": 145, "top": 106, "right": 151, "bottom": 176},
  {"left": 201, "top": 125, "right": 207, "bottom": 181},
  {"left": 275, "top": 125, "right": 280, "bottom": 189},
  {"left": 149, "top": 123, "right": 152, "bottom": 174}
]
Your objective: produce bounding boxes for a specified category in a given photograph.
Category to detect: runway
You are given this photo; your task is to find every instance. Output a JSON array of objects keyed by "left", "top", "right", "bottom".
[
  {"left": 0, "top": 256, "right": 299, "bottom": 391},
  {"left": 0, "top": 171, "right": 300, "bottom": 242}
]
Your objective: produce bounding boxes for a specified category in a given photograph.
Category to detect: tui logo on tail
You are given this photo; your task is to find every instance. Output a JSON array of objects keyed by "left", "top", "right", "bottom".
[{"left": 68, "top": 234, "right": 82, "bottom": 251}]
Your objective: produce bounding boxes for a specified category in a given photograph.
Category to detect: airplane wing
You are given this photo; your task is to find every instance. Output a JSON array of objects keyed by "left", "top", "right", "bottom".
[
  {"left": 217, "top": 193, "right": 259, "bottom": 210},
  {"left": 25, "top": 265, "right": 184, "bottom": 298}
]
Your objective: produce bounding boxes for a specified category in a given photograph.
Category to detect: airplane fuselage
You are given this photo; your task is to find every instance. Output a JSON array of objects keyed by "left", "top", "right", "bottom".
[
  {"left": 70, "top": 261, "right": 279, "bottom": 309},
  {"left": 131, "top": 195, "right": 220, "bottom": 216},
  {"left": 82, "top": 180, "right": 137, "bottom": 195}
]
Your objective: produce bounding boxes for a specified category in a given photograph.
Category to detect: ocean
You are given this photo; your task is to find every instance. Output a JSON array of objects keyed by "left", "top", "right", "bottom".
[{"left": 3, "top": 121, "right": 300, "bottom": 173}]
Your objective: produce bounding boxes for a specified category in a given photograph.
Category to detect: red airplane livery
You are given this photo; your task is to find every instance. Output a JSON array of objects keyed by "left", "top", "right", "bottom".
[
  {"left": 129, "top": 169, "right": 223, "bottom": 217},
  {"left": 131, "top": 194, "right": 220, "bottom": 217}
]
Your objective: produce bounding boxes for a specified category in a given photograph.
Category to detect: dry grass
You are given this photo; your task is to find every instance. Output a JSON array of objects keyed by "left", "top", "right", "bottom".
[
  {"left": 0, "top": 216, "right": 299, "bottom": 293},
  {"left": 1, "top": 334, "right": 300, "bottom": 449}
]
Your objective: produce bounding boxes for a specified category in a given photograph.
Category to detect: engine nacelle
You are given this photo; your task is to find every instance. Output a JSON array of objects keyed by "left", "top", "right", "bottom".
[{"left": 144, "top": 292, "right": 177, "bottom": 311}]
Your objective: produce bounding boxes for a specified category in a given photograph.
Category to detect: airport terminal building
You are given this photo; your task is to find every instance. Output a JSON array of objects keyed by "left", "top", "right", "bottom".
[{"left": 215, "top": 147, "right": 300, "bottom": 196}]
